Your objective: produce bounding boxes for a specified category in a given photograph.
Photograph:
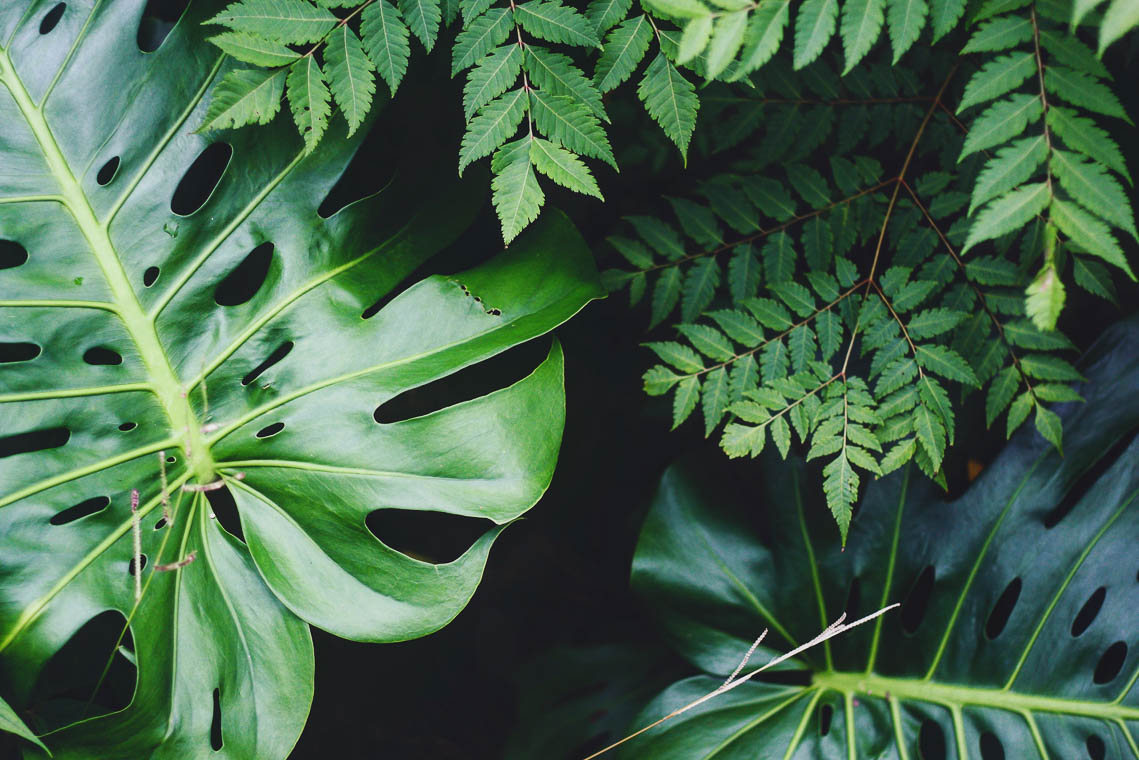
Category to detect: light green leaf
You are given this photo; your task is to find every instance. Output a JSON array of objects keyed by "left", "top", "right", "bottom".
[
  {"left": 515, "top": 0, "right": 603, "bottom": 47},
  {"left": 1039, "top": 29, "right": 1110, "bottom": 79},
  {"left": 705, "top": 10, "right": 749, "bottom": 79},
  {"left": 793, "top": 0, "right": 839, "bottom": 69},
  {"left": 644, "top": 365, "right": 684, "bottom": 395},
  {"left": 529, "top": 89, "right": 617, "bottom": 168},
  {"left": 678, "top": 15, "right": 715, "bottom": 64},
  {"left": 912, "top": 403, "right": 946, "bottom": 470},
  {"left": 199, "top": 68, "right": 286, "bottom": 132},
  {"left": 453, "top": 7, "right": 514, "bottom": 74},
  {"left": 733, "top": 0, "right": 789, "bottom": 76},
  {"left": 324, "top": 25, "right": 376, "bottom": 136},
  {"left": 969, "top": 136, "right": 1047, "bottom": 215},
  {"left": 673, "top": 375, "right": 702, "bottom": 428},
  {"left": 362, "top": 0, "right": 412, "bottom": 95},
  {"left": 1050, "top": 149, "right": 1138, "bottom": 241},
  {"left": 646, "top": 340, "right": 706, "bottom": 372},
  {"left": 643, "top": 0, "right": 714, "bottom": 19},
  {"left": 529, "top": 137, "right": 604, "bottom": 199},
  {"left": 526, "top": 46, "right": 609, "bottom": 122},
  {"left": 702, "top": 367, "right": 731, "bottom": 435},
  {"left": 962, "top": 182, "right": 1050, "bottom": 253},
  {"left": 637, "top": 53, "right": 699, "bottom": 160},
  {"left": 286, "top": 56, "right": 332, "bottom": 153},
  {"left": 1099, "top": 0, "right": 1139, "bottom": 53},
  {"left": 956, "top": 51, "right": 1035, "bottom": 113},
  {"left": 1046, "top": 106, "right": 1130, "bottom": 183},
  {"left": 721, "top": 421, "right": 767, "bottom": 457},
  {"left": 822, "top": 451, "right": 857, "bottom": 542},
  {"left": 1006, "top": 389, "right": 1034, "bottom": 436},
  {"left": 464, "top": 45, "right": 524, "bottom": 121},
  {"left": 492, "top": 148, "right": 546, "bottom": 242},
  {"left": 586, "top": 0, "right": 635, "bottom": 33},
  {"left": 206, "top": 0, "right": 337, "bottom": 43},
  {"left": 886, "top": 0, "right": 928, "bottom": 63},
  {"left": 959, "top": 95, "right": 1042, "bottom": 160},
  {"left": 651, "top": 267, "right": 683, "bottom": 327},
  {"left": 961, "top": 15, "right": 1031, "bottom": 53},
  {"left": 681, "top": 258, "right": 721, "bottom": 321},
  {"left": 915, "top": 343, "right": 980, "bottom": 386},
  {"left": 907, "top": 308, "right": 966, "bottom": 339},
  {"left": 1034, "top": 404, "right": 1062, "bottom": 451},
  {"left": 1049, "top": 198, "right": 1133, "bottom": 277},
  {"left": 840, "top": 0, "right": 886, "bottom": 73},
  {"left": 985, "top": 366, "right": 1019, "bottom": 425},
  {"left": 1044, "top": 66, "right": 1131, "bottom": 122},
  {"left": 1020, "top": 354, "right": 1083, "bottom": 381},
  {"left": 209, "top": 32, "right": 302, "bottom": 67},
  {"left": 1072, "top": 255, "right": 1118, "bottom": 302},
  {"left": 0, "top": 695, "right": 48, "bottom": 753},
  {"left": 929, "top": 0, "right": 966, "bottom": 39},
  {"left": 1024, "top": 262, "right": 1066, "bottom": 331},
  {"left": 459, "top": 88, "right": 527, "bottom": 174},
  {"left": 400, "top": 0, "right": 443, "bottom": 51},
  {"left": 595, "top": 15, "right": 654, "bottom": 92}
]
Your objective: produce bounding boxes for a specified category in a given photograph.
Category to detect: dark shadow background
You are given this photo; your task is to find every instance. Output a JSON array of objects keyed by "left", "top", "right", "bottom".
[{"left": 2, "top": 1, "right": 1138, "bottom": 759}]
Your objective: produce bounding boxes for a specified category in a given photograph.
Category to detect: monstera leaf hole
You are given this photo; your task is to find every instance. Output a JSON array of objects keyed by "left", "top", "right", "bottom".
[
  {"left": 241, "top": 340, "right": 293, "bottom": 386},
  {"left": 1072, "top": 587, "right": 1107, "bottom": 636},
  {"left": 919, "top": 719, "right": 948, "bottom": 760},
  {"left": 27, "top": 611, "right": 136, "bottom": 731},
  {"left": 0, "top": 427, "right": 70, "bottom": 458},
  {"left": 1093, "top": 641, "right": 1127, "bottom": 684},
  {"left": 1043, "top": 426, "right": 1139, "bottom": 528},
  {"left": 48, "top": 496, "right": 110, "bottom": 526},
  {"left": 38, "top": 3, "right": 65, "bottom": 35},
  {"left": 82, "top": 346, "right": 122, "bottom": 366},
  {"left": 170, "top": 142, "right": 232, "bottom": 216},
  {"left": 374, "top": 338, "right": 551, "bottom": 424},
  {"left": 205, "top": 486, "right": 244, "bottom": 543},
  {"left": 979, "top": 732, "right": 1005, "bottom": 760},
  {"left": 0, "top": 240, "right": 27, "bottom": 268},
  {"left": 0, "top": 342, "right": 40, "bottom": 363},
  {"left": 137, "top": 0, "right": 190, "bottom": 52},
  {"left": 366, "top": 510, "right": 495, "bottom": 564},
  {"left": 984, "top": 577, "right": 1022, "bottom": 640},
  {"left": 141, "top": 265, "right": 159, "bottom": 287},
  {"left": 214, "top": 242, "right": 274, "bottom": 306},
  {"left": 1088, "top": 734, "right": 1107, "bottom": 759},
  {"left": 210, "top": 687, "right": 223, "bottom": 751},
  {"left": 95, "top": 156, "right": 120, "bottom": 187}
]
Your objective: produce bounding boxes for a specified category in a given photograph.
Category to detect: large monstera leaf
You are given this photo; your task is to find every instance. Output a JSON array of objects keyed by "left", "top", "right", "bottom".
[
  {"left": 0, "top": 2, "right": 602, "bottom": 757},
  {"left": 624, "top": 318, "right": 1139, "bottom": 758}
]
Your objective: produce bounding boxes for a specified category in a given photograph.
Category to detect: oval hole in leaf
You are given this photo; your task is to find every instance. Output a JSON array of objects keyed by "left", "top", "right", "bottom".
[
  {"left": 817, "top": 702, "right": 834, "bottom": 737},
  {"left": 979, "top": 732, "right": 1004, "bottom": 760},
  {"left": 241, "top": 340, "right": 293, "bottom": 386},
  {"left": 1071, "top": 587, "right": 1106, "bottom": 637},
  {"left": 214, "top": 242, "right": 273, "bottom": 306},
  {"left": 165, "top": 454, "right": 176, "bottom": 464},
  {"left": 374, "top": 339, "right": 547, "bottom": 423},
  {"left": 918, "top": 719, "right": 946, "bottom": 760},
  {"left": 39, "top": 2, "right": 65, "bottom": 34},
  {"left": 0, "top": 342, "right": 41, "bottom": 363},
  {"left": 0, "top": 240, "right": 28, "bottom": 269},
  {"left": 137, "top": 0, "right": 190, "bottom": 52},
  {"left": 1045, "top": 428, "right": 1139, "bottom": 528},
  {"left": 143, "top": 266, "right": 159, "bottom": 287},
  {"left": 1092, "top": 641, "right": 1126, "bottom": 684},
  {"left": 154, "top": 517, "right": 167, "bottom": 530},
  {"left": 317, "top": 128, "right": 393, "bottom": 219},
  {"left": 206, "top": 486, "right": 244, "bottom": 543},
  {"left": 0, "top": 427, "right": 69, "bottom": 459},
  {"left": 901, "top": 565, "right": 935, "bottom": 634},
  {"left": 1086, "top": 734, "right": 1105, "bottom": 760},
  {"left": 210, "top": 687, "right": 223, "bottom": 750},
  {"left": 118, "top": 421, "right": 137, "bottom": 432},
  {"left": 365, "top": 509, "right": 493, "bottom": 564},
  {"left": 128, "top": 554, "right": 147, "bottom": 576},
  {"left": 50, "top": 495, "right": 110, "bottom": 526},
  {"left": 984, "top": 577, "right": 1021, "bottom": 640},
  {"left": 96, "top": 156, "right": 120, "bottom": 186},
  {"left": 255, "top": 421, "right": 285, "bottom": 439},
  {"left": 83, "top": 346, "right": 122, "bottom": 365},
  {"left": 170, "top": 142, "right": 232, "bottom": 216},
  {"left": 29, "top": 610, "right": 135, "bottom": 729}
]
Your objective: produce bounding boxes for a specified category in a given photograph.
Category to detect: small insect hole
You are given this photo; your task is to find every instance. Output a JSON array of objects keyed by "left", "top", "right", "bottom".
[
  {"left": 166, "top": 455, "right": 176, "bottom": 464},
  {"left": 128, "top": 554, "right": 147, "bottom": 576},
  {"left": 985, "top": 577, "right": 1021, "bottom": 640},
  {"left": 40, "top": 2, "right": 65, "bottom": 34},
  {"left": 1092, "top": 641, "right": 1127, "bottom": 684},
  {"left": 118, "top": 422, "right": 137, "bottom": 432},
  {"left": 0, "top": 240, "right": 29, "bottom": 269},
  {"left": 1071, "top": 587, "right": 1106, "bottom": 637},
  {"left": 96, "top": 156, "right": 120, "bottom": 186},
  {"left": 83, "top": 346, "right": 122, "bottom": 365},
  {"left": 918, "top": 719, "right": 946, "bottom": 760},
  {"left": 154, "top": 517, "right": 167, "bottom": 530},
  {"left": 255, "top": 422, "right": 285, "bottom": 439},
  {"left": 1086, "top": 734, "right": 1106, "bottom": 760},
  {"left": 143, "top": 266, "right": 160, "bottom": 287}
]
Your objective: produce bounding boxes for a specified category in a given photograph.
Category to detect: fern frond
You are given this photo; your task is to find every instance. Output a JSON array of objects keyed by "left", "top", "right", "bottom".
[
  {"left": 458, "top": 87, "right": 527, "bottom": 174},
  {"left": 526, "top": 47, "right": 608, "bottom": 121},
  {"left": 491, "top": 140, "right": 546, "bottom": 243},
  {"left": 595, "top": 14, "right": 654, "bottom": 92},
  {"left": 528, "top": 89, "right": 617, "bottom": 168},
  {"left": 325, "top": 25, "right": 376, "bottom": 136},
  {"left": 514, "top": 0, "right": 602, "bottom": 47},
  {"left": 209, "top": 31, "right": 302, "bottom": 66},
  {"left": 362, "top": 0, "right": 412, "bottom": 95},
  {"left": 463, "top": 45, "right": 524, "bottom": 120},
  {"left": 286, "top": 56, "right": 332, "bottom": 152},
  {"left": 207, "top": 0, "right": 337, "bottom": 44},
  {"left": 199, "top": 68, "right": 286, "bottom": 131},
  {"left": 399, "top": 0, "right": 443, "bottom": 51},
  {"left": 637, "top": 53, "right": 699, "bottom": 160}
]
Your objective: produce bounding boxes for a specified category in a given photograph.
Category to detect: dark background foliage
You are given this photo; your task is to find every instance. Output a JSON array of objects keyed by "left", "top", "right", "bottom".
[{"left": 2, "top": 1, "right": 1138, "bottom": 758}]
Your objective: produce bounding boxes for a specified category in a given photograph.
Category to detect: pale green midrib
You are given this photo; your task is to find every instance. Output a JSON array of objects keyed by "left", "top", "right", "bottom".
[
  {"left": 0, "top": 381, "right": 153, "bottom": 403},
  {"left": 814, "top": 670, "right": 1139, "bottom": 721},
  {"left": 0, "top": 53, "right": 214, "bottom": 483}
]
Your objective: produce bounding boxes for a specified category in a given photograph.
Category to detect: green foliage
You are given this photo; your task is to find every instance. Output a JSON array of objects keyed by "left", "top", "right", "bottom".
[
  {"left": 622, "top": 320, "right": 1139, "bottom": 755},
  {"left": 0, "top": 7, "right": 601, "bottom": 755},
  {"left": 957, "top": 3, "right": 1135, "bottom": 330},
  {"left": 601, "top": 45, "right": 1132, "bottom": 540}
]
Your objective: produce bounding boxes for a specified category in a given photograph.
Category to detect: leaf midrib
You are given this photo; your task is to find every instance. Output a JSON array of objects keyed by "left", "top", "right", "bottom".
[{"left": 0, "top": 51, "right": 215, "bottom": 483}]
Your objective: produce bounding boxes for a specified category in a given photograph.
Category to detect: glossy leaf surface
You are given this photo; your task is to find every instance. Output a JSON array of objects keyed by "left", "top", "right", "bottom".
[
  {"left": 0, "top": 2, "right": 601, "bottom": 757},
  {"left": 624, "top": 318, "right": 1139, "bottom": 757}
]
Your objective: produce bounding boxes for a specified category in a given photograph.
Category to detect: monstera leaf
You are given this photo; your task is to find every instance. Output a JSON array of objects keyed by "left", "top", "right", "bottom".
[
  {"left": 623, "top": 317, "right": 1139, "bottom": 758},
  {"left": 0, "top": 2, "right": 601, "bottom": 757}
]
